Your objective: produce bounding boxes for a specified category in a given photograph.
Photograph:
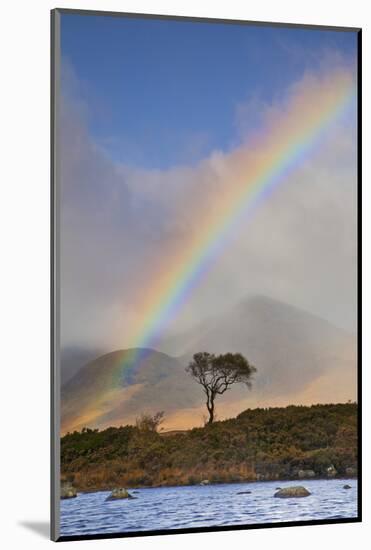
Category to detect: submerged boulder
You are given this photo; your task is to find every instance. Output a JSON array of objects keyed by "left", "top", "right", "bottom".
[
  {"left": 274, "top": 486, "right": 311, "bottom": 498},
  {"left": 343, "top": 484, "right": 352, "bottom": 490},
  {"left": 106, "top": 488, "right": 135, "bottom": 501},
  {"left": 237, "top": 491, "right": 252, "bottom": 495},
  {"left": 61, "top": 481, "right": 77, "bottom": 499}
]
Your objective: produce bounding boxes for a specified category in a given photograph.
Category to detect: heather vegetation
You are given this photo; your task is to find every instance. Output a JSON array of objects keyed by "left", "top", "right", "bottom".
[{"left": 61, "top": 403, "right": 357, "bottom": 492}]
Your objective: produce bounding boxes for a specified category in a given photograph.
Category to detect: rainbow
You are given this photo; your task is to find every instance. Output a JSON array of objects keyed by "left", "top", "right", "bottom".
[
  {"left": 61, "top": 70, "right": 357, "bottom": 432},
  {"left": 120, "top": 70, "right": 355, "bottom": 379}
]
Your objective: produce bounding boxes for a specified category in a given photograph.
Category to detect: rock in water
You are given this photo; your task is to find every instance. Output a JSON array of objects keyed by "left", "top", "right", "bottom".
[
  {"left": 326, "top": 465, "right": 337, "bottom": 478},
  {"left": 343, "top": 484, "right": 352, "bottom": 489},
  {"left": 106, "top": 488, "right": 134, "bottom": 501},
  {"left": 237, "top": 491, "right": 252, "bottom": 495},
  {"left": 274, "top": 486, "right": 311, "bottom": 498},
  {"left": 200, "top": 479, "right": 210, "bottom": 486},
  {"left": 61, "top": 481, "right": 77, "bottom": 499}
]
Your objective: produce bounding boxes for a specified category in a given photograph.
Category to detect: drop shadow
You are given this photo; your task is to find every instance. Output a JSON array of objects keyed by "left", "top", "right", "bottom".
[{"left": 18, "top": 521, "right": 50, "bottom": 539}]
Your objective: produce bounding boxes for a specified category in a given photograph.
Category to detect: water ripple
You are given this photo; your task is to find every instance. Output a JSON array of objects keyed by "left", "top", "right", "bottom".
[{"left": 60, "top": 479, "right": 358, "bottom": 536}]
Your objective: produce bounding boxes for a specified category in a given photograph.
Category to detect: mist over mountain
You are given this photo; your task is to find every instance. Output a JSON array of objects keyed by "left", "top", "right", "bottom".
[
  {"left": 164, "top": 295, "right": 356, "bottom": 397},
  {"left": 61, "top": 295, "right": 357, "bottom": 433},
  {"left": 61, "top": 346, "right": 105, "bottom": 385}
]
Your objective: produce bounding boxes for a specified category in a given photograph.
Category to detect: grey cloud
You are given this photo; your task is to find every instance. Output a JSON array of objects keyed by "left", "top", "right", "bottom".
[{"left": 59, "top": 63, "right": 357, "bottom": 355}]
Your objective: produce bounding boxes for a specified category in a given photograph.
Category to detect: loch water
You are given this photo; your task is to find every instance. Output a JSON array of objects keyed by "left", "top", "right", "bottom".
[{"left": 60, "top": 478, "right": 358, "bottom": 537}]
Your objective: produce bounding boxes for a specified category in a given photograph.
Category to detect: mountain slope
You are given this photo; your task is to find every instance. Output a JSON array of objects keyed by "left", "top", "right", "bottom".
[
  {"left": 61, "top": 348, "right": 198, "bottom": 433},
  {"left": 61, "top": 296, "right": 357, "bottom": 433},
  {"left": 176, "top": 295, "right": 356, "bottom": 396}
]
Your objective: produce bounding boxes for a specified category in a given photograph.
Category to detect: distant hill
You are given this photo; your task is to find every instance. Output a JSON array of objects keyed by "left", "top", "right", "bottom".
[
  {"left": 61, "top": 348, "right": 198, "bottom": 434},
  {"left": 61, "top": 296, "right": 357, "bottom": 433},
  {"left": 61, "top": 346, "right": 104, "bottom": 385},
  {"left": 61, "top": 402, "right": 358, "bottom": 492}
]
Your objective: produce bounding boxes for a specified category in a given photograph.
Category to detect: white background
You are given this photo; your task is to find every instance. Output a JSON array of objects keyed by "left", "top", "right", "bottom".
[{"left": 0, "top": 0, "right": 368, "bottom": 548}]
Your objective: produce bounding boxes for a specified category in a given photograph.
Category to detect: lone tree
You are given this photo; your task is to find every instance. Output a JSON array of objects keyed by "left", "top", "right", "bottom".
[{"left": 186, "top": 352, "right": 256, "bottom": 424}]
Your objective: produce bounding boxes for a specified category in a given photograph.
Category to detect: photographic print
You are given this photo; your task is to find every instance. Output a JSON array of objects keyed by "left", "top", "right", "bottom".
[{"left": 51, "top": 9, "right": 361, "bottom": 541}]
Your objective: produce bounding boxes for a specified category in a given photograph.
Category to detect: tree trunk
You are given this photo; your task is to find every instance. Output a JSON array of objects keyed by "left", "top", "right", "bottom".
[{"left": 207, "top": 397, "right": 215, "bottom": 424}]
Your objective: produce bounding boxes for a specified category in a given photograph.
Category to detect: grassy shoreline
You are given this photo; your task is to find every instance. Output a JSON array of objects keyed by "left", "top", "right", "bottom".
[{"left": 61, "top": 403, "right": 357, "bottom": 493}]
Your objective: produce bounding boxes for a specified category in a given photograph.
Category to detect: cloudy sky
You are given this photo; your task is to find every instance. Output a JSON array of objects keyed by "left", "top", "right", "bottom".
[{"left": 59, "top": 14, "right": 358, "bottom": 353}]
